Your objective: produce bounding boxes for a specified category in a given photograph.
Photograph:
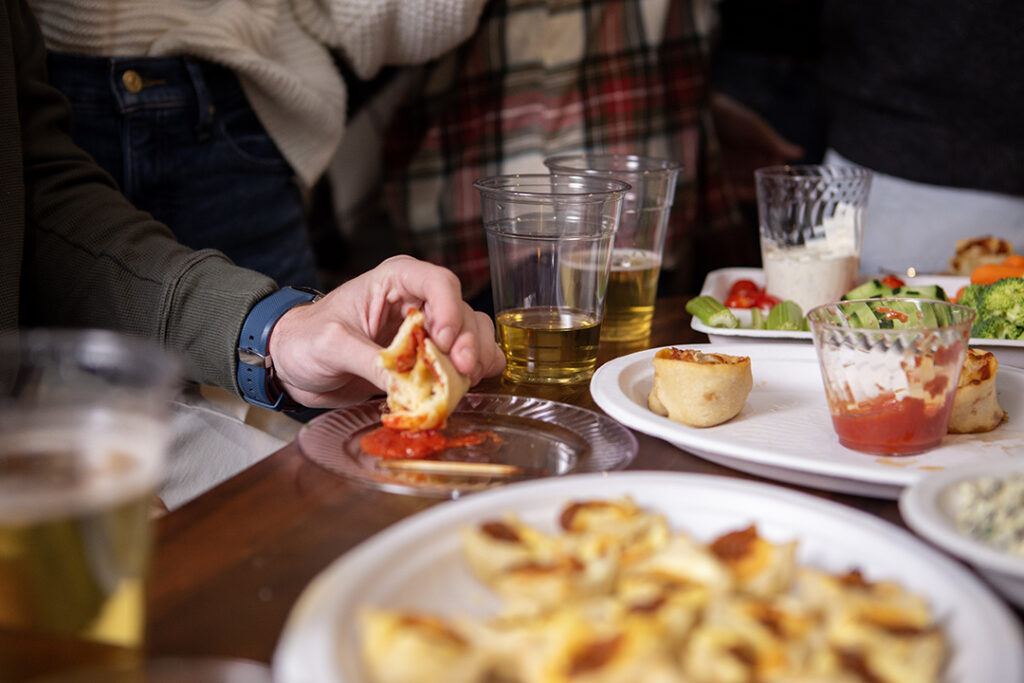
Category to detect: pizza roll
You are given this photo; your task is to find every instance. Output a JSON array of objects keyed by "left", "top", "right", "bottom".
[
  {"left": 559, "top": 498, "right": 670, "bottom": 565},
  {"left": 648, "top": 349, "right": 753, "bottom": 427},
  {"left": 378, "top": 309, "right": 470, "bottom": 430},
  {"left": 948, "top": 348, "right": 1006, "bottom": 433},
  {"left": 709, "top": 526, "right": 797, "bottom": 598},
  {"left": 461, "top": 517, "right": 561, "bottom": 584},
  {"left": 360, "top": 610, "right": 485, "bottom": 683}
]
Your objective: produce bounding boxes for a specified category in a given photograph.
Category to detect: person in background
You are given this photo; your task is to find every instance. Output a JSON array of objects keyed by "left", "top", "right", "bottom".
[
  {"left": 27, "top": 0, "right": 489, "bottom": 287},
  {"left": 326, "top": 0, "right": 803, "bottom": 301},
  {"left": 821, "top": 0, "right": 1024, "bottom": 275},
  {"left": 4, "top": 0, "right": 504, "bottom": 507}
]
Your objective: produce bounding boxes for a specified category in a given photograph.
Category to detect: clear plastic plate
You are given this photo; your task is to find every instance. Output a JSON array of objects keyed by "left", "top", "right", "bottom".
[{"left": 297, "top": 393, "right": 637, "bottom": 498}]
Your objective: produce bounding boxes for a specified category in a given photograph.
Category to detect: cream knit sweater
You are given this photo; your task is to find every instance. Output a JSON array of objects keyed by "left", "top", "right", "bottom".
[{"left": 30, "top": 0, "right": 488, "bottom": 186}]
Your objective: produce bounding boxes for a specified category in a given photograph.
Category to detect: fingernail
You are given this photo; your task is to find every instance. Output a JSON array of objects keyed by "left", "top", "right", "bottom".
[{"left": 434, "top": 326, "right": 455, "bottom": 349}]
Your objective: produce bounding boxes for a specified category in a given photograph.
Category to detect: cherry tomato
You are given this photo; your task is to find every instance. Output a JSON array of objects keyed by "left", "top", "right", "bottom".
[
  {"left": 881, "top": 275, "right": 905, "bottom": 289},
  {"left": 728, "top": 279, "right": 761, "bottom": 297},
  {"left": 754, "top": 292, "right": 780, "bottom": 310},
  {"left": 724, "top": 292, "right": 758, "bottom": 308}
]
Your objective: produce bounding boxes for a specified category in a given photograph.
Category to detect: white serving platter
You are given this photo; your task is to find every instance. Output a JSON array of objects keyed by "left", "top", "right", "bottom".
[
  {"left": 590, "top": 343, "right": 1024, "bottom": 499},
  {"left": 691, "top": 267, "right": 1024, "bottom": 368},
  {"left": 273, "top": 472, "right": 1024, "bottom": 683}
]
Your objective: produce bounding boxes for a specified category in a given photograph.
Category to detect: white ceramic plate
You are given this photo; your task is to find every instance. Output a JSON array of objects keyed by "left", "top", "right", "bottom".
[
  {"left": 272, "top": 472, "right": 1023, "bottom": 683},
  {"left": 901, "top": 460, "right": 1024, "bottom": 609},
  {"left": 590, "top": 343, "right": 1024, "bottom": 498},
  {"left": 691, "top": 267, "right": 1024, "bottom": 368}
]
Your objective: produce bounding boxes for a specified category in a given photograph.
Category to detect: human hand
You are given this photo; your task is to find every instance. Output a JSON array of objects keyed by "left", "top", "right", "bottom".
[
  {"left": 711, "top": 92, "right": 804, "bottom": 202},
  {"left": 267, "top": 256, "right": 505, "bottom": 407}
]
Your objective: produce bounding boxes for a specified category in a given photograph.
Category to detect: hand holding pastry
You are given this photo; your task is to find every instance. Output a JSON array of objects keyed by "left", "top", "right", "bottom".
[{"left": 268, "top": 256, "right": 505, "bottom": 408}]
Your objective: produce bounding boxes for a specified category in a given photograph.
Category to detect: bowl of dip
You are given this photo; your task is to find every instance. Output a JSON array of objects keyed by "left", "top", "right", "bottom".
[
  {"left": 901, "top": 460, "right": 1024, "bottom": 609},
  {"left": 807, "top": 298, "right": 975, "bottom": 456},
  {"left": 755, "top": 165, "right": 872, "bottom": 313}
]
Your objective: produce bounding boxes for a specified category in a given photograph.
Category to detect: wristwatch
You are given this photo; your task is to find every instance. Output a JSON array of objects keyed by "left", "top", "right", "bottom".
[{"left": 237, "top": 286, "right": 323, "bottom": 410}]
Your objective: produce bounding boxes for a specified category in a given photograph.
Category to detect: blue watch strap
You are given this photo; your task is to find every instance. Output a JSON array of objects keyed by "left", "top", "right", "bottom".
[{"left": 237, "top": 286, "right": 320, "bottom": 410}]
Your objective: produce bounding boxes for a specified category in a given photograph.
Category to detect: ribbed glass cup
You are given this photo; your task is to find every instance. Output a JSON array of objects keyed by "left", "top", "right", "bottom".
[
  {"left": 807, "top": 299, "right": 975, "bottom": 456},
  {"left": 755, "top": 165, "right": 872, "bottom": 313}
]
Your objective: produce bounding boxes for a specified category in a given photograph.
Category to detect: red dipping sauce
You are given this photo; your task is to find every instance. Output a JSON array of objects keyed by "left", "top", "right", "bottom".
[
  {"left": 360, "top": 426, "right": 499, "bottom": 459},
  {"left": 830, "top": 392, "right": 957, "bottom": 456}
]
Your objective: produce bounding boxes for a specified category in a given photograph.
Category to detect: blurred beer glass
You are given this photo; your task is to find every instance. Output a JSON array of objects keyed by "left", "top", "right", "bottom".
[
  {"left": 545, "top": 154, "right": 680, "bottom": 342},
  {"left": 476, "top": 174, "right": 628, "bottom": 384},
  {"left": 0, "top": 331, "right": 179, "bottom": 682}
]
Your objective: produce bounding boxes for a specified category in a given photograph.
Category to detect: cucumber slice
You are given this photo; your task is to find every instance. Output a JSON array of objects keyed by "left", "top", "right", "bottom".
[
  {"left": 750, "top": 307, "right": 766, "bottom": 330},
  {"left": 843, "top": 301, "right": 880, "bottom": 329},
  {"left": 893, "top": 284, "right": 949, "bottom": 302},
  {"left": 842, "top": 279, "right": 894, "bottom": 300}
]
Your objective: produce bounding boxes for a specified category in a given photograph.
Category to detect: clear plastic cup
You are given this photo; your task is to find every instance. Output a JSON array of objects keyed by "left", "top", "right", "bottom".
[
  {"left": 807, "top": 299, "right": 975, "bottom": 456},
  {"left": 756, "top": 165, "right": 872, "bottom": 313},
  {"left": 475, "top": 174, "right": 629, "bottom": 384},
  {"left": 544, "top": 154, "right": 680, "bottom": 342},
  {"left": 0, "top": 330, "right": 180, "bottom": 681}
]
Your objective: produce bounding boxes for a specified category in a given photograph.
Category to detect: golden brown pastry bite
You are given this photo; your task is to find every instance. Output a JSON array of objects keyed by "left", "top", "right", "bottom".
[
  {"left": 948, "top": 235, "right": 1014, "bottom": 275},
  {"left": 709, "top": 526, "right": 798, "bottom": 598},
  {"left": 378, "top": 309, "right": 470, "bottom": 431},
  {"left": 948, "top": 348, "right": 1007, "bottom": 434},
  {"left": 648, "top": 348, "right": 753, "bottom": 427},
  {"left": 360, "top": 609, "right": 485, "bottom": 683}
]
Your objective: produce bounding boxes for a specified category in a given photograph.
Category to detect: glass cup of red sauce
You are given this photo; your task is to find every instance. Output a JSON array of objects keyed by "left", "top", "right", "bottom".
[{"left": 807, "top": 298, "right": 975, "bottom": 456}]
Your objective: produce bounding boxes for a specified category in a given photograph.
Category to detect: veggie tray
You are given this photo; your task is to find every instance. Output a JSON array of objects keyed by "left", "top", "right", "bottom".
[{"left": 690, "top": 268, "right": 1024, "bottom": 368}]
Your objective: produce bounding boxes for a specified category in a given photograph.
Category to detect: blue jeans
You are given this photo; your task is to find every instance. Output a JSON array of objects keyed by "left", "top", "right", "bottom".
[{"left": 47, "top": 53, "right": 319, "bottom": 288}]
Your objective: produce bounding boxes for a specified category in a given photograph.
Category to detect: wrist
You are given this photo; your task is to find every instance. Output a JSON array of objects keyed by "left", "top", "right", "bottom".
[{"left": 237, "top": 286, "right": 322, "bottom": 410}]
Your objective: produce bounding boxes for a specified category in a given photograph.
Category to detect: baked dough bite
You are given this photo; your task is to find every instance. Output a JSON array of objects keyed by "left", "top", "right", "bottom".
[
  {"left": 378, "top": 309, "right": 470, "bottom": 430},
  {"left": 683, "top": 595, "right": 823, "bottom": 683},
  {"left": 559, "top": 498, "right": 670, "bottom": 565},
  {"left": 709, "top": 526, "right": 797, "bottom": 598},
  {"left": 948, "top": 348, "right": 1007, "bottom": 433},
  {"left": 797, "top": 569, "right": 945, "bottom": 683},
  {"left": 648, "top": 348, "right": 753, "bottom": 427},
  {"left": 490, "top": 553, "right": 614, "bottom": 618},
  {"left": 948, "top": 235, "right": 1014, "bottom": 275},
  {"left": 622, "top": 534, "right": 733, "bottom": 594},
  {"left": 360, "top": 610, "right": 486, "bottom": 683},
  {"left": 462, "top": 517, "right": 561, "bottom": 584},
  {"left": 513, "top": 610, "right": 684, "bottom": 683}
]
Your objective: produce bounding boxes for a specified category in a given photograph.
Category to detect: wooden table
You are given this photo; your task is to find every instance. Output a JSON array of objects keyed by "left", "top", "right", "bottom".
[{"left": 143, "top": 296, "right": 996, "bottom": 662}]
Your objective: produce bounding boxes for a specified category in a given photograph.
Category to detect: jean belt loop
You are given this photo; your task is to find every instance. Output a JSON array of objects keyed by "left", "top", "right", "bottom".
[{"left": 184, "top": 59, "right": 214, "bottom": 142}]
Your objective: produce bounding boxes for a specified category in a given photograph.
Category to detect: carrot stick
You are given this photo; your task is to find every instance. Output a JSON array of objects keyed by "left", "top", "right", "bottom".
[
  {"left": 1001, "top": 254, "right": 1024, "bottom": 268},
  {"left": 971, "top": 263, "right": 1024, "bottom": 285}
]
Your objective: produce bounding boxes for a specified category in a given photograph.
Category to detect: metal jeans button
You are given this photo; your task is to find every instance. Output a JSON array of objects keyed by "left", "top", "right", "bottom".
[{"left": 122, "top": 69, "right": 143, "bottom": 93}]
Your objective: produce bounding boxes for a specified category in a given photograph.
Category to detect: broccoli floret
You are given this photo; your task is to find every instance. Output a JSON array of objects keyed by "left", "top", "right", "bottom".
[
  {"left": 957, "top": 284, "right": 985, "bottom": 311},
  {"left": 971, "top": 315, "right": 1024, "bottom": 340},
  {"left": 980, "top": 277, "right": 1024, "bottom": 326}
]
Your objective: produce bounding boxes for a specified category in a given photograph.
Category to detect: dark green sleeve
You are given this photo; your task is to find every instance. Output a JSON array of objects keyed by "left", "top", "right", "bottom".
[{"left": 9, "top": 0, "right": 277, "bottom": 391}]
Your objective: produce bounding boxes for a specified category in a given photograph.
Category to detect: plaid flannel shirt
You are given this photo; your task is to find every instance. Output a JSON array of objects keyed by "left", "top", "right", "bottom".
[{"left": 350, "top": 0, "right": 739, "bottom": 297}]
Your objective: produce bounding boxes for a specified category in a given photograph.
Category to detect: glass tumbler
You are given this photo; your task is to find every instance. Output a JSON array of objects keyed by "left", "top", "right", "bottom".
[
  {"left": 545, "top": 154, "right": 680, "bottom": 342},
  {"left": 0, "top": 331, "right": 180, "bottom": 682},
  {"left": 475, "top": 174, "right": 628, "bottom": 384},
  {"left": 807, "top": 299, "right": 974, "bottom": 456},
  {"left": 756, "top": 165, "right": 872, "bottom": 314}
]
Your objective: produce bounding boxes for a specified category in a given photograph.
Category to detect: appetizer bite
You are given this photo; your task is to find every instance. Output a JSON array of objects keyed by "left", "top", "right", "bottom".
[
  {"left": 359, "top": 498, "right": 949, "bottom": 683},
  {"left": 648, "top": 349, "right": 753, "bottom": 427},
  {"left": 948, "top": 348, "right": 1007, "bottom": 434},
  {"left": 378, "top": 309, "right": 470, "bottom": 431}
]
